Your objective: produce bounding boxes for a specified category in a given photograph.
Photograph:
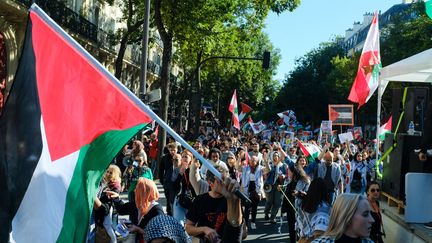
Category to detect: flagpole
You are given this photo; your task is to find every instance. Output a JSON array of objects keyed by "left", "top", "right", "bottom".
[
  {"left": 30, "top": 4, "right": 252, "bottom": 204},
  {"left": 376, "top": 76, "right": 383, "bottom": 181}
]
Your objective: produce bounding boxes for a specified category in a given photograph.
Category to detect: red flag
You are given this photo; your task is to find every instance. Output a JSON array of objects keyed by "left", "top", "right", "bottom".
[
  {"left": 229, "top": 90, "right": 240, "bottom": 130},
  {"left": 348, "top": 12, "right": 381, "bottom": 108}
]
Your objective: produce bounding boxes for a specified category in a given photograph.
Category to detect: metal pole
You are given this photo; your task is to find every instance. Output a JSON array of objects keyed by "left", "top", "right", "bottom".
[
  {"left": 139, "top": 0, "right": 151, "bottom": 100},
  {"left": 376, "top": 79, "right": 382, "bottom": 161}
]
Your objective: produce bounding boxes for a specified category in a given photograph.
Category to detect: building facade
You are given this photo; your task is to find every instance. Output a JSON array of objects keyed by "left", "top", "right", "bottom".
[{"left": 342, "top": 0, "right": 414, "bottom": 56}]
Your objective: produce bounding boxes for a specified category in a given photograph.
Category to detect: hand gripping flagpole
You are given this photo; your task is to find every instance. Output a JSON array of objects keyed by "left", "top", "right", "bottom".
[{"left": 29, "top": 4, "right": 251, "bottom": 205}]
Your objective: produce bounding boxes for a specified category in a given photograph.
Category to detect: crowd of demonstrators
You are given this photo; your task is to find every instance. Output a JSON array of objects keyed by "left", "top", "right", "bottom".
[{"left": 88, "top": 120, "right": 386, "bottom": 243}]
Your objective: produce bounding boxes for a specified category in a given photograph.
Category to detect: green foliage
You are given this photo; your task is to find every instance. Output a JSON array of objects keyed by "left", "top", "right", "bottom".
[
  {"left": 272, "top": 2, "right": 432, "bottom": 128},
  {"left": 273, "top": 40, "right": 345, "bottom": 124}
]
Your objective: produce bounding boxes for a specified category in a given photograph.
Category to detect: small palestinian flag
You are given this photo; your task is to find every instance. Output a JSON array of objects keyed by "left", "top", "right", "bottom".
[
  {"left": 298, "top": 141, "right": 321, "bottom": 163},
  {"left": 378, "top": 116, "right": 392, "bottom": 141},
  {"left": 0, "top": 5, "right": 152, "bottom": 242}
]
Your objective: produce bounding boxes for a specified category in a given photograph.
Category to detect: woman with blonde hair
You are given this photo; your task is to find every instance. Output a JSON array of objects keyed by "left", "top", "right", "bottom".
[
  {"left": 312, "top": 193, "right": 375, "bottom": 243},
  {"left": 94, "top": 165, "right": 122, "bottom": 243}
]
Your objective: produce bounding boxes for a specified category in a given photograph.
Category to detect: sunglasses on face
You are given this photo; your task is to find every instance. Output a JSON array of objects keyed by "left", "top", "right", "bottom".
[{"left": 370, "top": 188, "right": 380, "bottom": 193}]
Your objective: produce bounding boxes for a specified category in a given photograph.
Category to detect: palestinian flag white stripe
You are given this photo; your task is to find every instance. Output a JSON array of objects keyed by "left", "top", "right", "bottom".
[{"left": 11, "top": 119, "right": 78, "bottom": 243}]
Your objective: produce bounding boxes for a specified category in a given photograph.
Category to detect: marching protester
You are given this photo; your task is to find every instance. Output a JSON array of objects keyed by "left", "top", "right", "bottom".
[
  {"left": 312, "top": 193, "right": 375, "bottom": 243},
  {"left": 281, "top": 163, "right": 298, "bottom": 243},
  {"left": 346, "top": 151, "right": 369, "bottom": 194},
  {"left": 185, "top": 166, "right": 244, "bottom": 243},
  {"left": 172, "top": 150, "right": 196, "bottom": 226},
  {"left": 124, "top": 153, "right": 153, "bottom": 225},
  {"left": 366, "top": 181, "right": 385, "bottom": 243},
  {"left": 92, "top": 165, "right": 122, "bottom": 243},
  {"left": 199, "top": 148, "right": 229, "bottom": 180},
  {"left": 239, "top": 155, "right": 264, "bottom": 230},
  {"left": 148, "top": 133, "right": 159, "bottom": 178},
  {"left": 297, "top": 178, "right": 331, "bottom": 243},
  {"left": 108, "top": 178, "right": 165, "bottom": 242},
  {"left": 263, "top": 150, "right": 288, "bottom": 223},
  {"left": 315, "top": 144, "right": 342, "bottom": 204},
  {"left": 159, "top": 142, "right": 179, "bottom": 216}
]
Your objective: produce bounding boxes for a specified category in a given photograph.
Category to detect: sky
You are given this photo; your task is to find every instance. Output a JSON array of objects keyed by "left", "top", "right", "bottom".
[{"left": 264, "top": 0, "right": 403, "bottom": 81}]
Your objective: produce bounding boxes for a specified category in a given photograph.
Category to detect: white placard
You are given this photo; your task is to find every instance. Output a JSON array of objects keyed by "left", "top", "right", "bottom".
[{"left": 338, "top": 132, "right": 354, "bottom": 143}]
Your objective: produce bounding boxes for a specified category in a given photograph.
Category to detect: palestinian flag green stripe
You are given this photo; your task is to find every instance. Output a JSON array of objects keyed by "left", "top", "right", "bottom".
[{"left": 58, "top": 124, "right": 146, "bottom": 242}]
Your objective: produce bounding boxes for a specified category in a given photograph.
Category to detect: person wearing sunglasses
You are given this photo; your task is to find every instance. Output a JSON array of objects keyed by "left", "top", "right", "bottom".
[{"left": 366, "top": 181, "right": 385, "bottom": 243}]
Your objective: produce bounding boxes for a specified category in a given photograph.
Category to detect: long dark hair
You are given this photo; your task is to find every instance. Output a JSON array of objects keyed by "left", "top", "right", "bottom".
[
  {"left": 290, "top": 164, "right": 308, "bottom": 182},
  {"left": 301, "top": 178, "right": 329, "bottom": 214}
]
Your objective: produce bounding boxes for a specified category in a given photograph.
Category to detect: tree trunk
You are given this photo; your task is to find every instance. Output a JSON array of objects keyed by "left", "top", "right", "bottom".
[
  {"left": 191, "top": 51, "right": 202, "bottom": 139},
  {"left": 114, "top": 34, "right": 129, "bottom": 79},
  {"left": 154, "top": 0, "right": 173, "bottom": 166}
]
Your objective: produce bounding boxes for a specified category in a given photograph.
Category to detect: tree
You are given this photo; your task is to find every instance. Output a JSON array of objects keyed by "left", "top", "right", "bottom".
[
  {"left": 152, "top": 0, "right": 301, "bottom": 149},
  {"left": 274, "top": 40, "right": 345, "bottom": 125},
  {"left": 111, "top": 0, "right": 145, "bottom": 79}
]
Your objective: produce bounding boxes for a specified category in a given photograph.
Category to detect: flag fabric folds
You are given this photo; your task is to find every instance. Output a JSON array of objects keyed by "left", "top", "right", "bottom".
[
  {"left": 277, "top": 110, "right": 296, "bottom": 125},
  {"left": 378, "top": 116, "right": 392, "bottom": 140},
  {"left": 238, "top": 102, "right": 252, "bottom": 122},
  {"left": 249, "top": 120, "right": 267, "bottom": 134},
  {"left": 348, "top": 12, "right": 381, "bottom": 108},
  {"left": 229, "top": 90, "right": 240, "bottom": 130},
  {"left": 0, "top": 5, "right": 152, "bottom": 242},
  {"left": 298, "top": 141, "right": 321, "bottom": 163}
]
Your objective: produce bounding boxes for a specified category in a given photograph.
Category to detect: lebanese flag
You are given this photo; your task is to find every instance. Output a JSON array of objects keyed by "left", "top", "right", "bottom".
[
  {"left": 378, "top": 116, "right": 392, "bottom": 140},
  {"left": 348, "top": 12, "right": 381, "bottom": 108},
  {"left": 0, "top": 5, "right": 152, "bottom": 242},
  {"left": 298, "top": 141, "right": 321, "bottom": 163},
  {"left": 229, "top": 90, "right": 240, "bottom": 130},
  {"left": 238, "top": 102, "right": 252, "bottom": 122}
]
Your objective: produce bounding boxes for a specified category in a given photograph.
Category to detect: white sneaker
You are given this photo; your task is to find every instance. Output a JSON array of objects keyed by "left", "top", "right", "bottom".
[{"left": 250, "top": 222, "right": 256, "bottom": 230}]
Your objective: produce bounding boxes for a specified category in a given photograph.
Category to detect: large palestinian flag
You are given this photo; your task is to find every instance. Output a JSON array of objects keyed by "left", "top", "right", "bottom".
[{"left": 0, "top": 5, "right": 152, "bottom": 242}]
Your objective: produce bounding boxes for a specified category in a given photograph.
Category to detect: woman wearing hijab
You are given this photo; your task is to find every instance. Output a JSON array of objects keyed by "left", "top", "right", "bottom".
[{"left": 108, "top": 178, "right": 164, "bottom": 240}]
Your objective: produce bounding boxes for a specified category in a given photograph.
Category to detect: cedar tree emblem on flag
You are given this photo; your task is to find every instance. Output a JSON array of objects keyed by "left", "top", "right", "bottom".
[
  {"left": 229, "top": 90, "right": 240, "bottom": 130},
  {"left": 348, "top": 12, "right": 381, "bottom": 108}
]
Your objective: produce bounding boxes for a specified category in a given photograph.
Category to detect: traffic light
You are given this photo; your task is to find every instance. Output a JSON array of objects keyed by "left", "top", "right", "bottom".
[{"left": 262, "top": 51, "right": 270, "bottom": 70}]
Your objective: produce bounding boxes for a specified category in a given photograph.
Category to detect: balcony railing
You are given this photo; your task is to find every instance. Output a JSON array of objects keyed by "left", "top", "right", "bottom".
[
  {"left": 16, "top": 0, "right": 171, "bottom": 78},
  {"left": 18, "top": 0, "right": 115, "bottom": 51}
]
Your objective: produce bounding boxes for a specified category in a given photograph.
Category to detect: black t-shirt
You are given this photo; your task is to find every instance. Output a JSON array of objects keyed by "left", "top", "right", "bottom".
[
  {"left": 336, "top": 234, "right": 363, "bottom": 243},
  {"left": 186, "top": 192, "right": 227, "bottom": 237}
]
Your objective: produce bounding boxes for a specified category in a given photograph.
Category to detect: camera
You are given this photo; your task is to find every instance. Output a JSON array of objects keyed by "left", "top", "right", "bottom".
[{"left": 132, "top": 161, "right": 139, "bottom": 167}]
